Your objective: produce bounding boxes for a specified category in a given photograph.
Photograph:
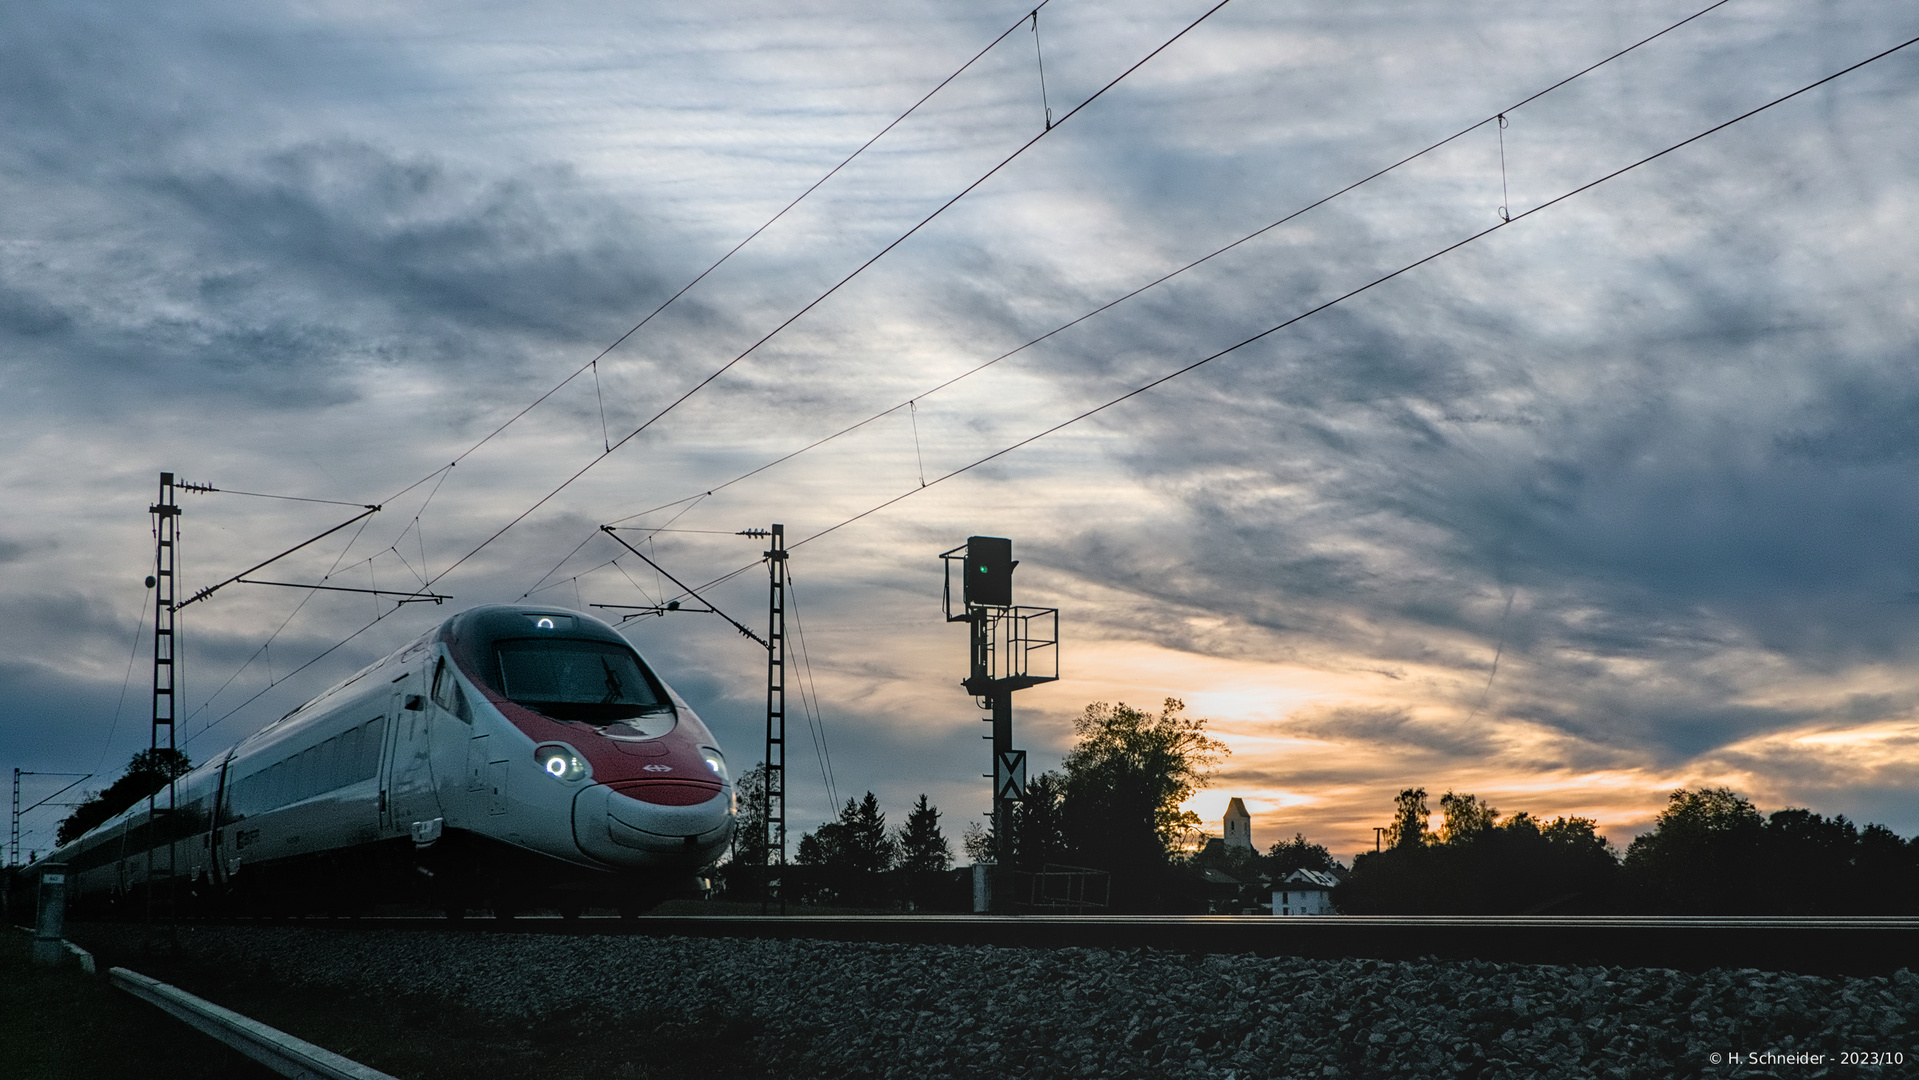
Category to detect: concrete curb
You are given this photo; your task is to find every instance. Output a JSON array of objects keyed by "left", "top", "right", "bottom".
[
  {"left": 9, "top": 922, "right": 93, "bottom": 972},
  {"left": 109, "top": 966, "right": 396, "bottom": 1080}
]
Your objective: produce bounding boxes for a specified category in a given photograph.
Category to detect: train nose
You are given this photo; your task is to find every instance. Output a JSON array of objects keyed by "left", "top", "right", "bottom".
[{"left": 573, "top": 781, "right": 733, "bottom": 867}]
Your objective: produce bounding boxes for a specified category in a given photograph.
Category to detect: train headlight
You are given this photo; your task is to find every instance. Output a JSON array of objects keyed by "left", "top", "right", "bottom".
[
  {"left": 534, "top": 745, "right": 589, "bottom": 782},
  {"left": 699, "top": 747, "right": 728, "bottom": 784}
]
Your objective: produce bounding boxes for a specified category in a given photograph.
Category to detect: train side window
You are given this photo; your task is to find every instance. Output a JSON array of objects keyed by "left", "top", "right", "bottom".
[
  {"left": 329, "top": 735, "right": 347, "bottom": 791},
  {"left": 339, "top": 727, "right": 361, "bottom": 785},
  {"left": 361, "top": 717, "right": 385, "bottom": 780},
  {"left": 431, "top": 657, "right": 451, "bottom": 709},
  {"left": 314, "top": 737, "right": 333, "bottom": 793},
  {"left": 267, "top": 762, "right": 284, "bottom": 808}
]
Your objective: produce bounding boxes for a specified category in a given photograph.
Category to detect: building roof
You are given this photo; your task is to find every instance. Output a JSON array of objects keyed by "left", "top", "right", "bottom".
[
  {"left": 1280, "top": 869, "right": 1340, "bottom": 890},
  {"left": 1224, "top": 797, "right": 1249, "bottom": 819}
]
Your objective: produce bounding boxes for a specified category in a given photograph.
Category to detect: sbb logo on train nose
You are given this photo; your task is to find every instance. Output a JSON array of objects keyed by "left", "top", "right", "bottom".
[{"left": 643, "top": 764, "right": 673, "bottom": 772}]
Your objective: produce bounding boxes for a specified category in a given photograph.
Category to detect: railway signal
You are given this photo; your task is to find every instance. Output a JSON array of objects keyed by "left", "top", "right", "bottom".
[
  {"left": 963, "top": 535, "right": 1015, "bottom": 608},
  {"left": 942, "top": 535, "right": 1056, "bottom": 913}
]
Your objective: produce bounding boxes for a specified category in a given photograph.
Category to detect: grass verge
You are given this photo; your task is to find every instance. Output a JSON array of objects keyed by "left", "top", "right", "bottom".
[{"left": 0, "top": 928, "right": 277, "bottom": 1080}]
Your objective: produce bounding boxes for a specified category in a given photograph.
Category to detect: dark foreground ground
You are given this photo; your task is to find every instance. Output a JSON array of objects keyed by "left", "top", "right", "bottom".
[
  {"left": 0, "top": 929, "right": 276, "bottom": 1080},
  {"left": 47, "top": 923, "right": 1919, "bottom": 1080}
]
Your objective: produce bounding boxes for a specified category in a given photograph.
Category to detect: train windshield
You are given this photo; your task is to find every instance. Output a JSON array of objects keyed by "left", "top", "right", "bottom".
[{"left": 494, "top": 639, "right": 673, "bottom": 725}]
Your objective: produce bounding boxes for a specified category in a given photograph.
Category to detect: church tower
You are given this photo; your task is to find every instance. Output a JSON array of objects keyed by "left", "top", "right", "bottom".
[{"left": 1223, "top": 798, "right": 1252, "bottom": 852}]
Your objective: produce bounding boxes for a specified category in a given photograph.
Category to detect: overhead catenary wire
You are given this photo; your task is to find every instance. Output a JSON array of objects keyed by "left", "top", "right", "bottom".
[
  {"left": 345, "top": 2, "right": 1064, "bottom": 526},
  {"left": 179, "top": 512, "right": 378, "bottom": 730},
  {"left": 769, "top": 32, "right": 1919, "bottom": 554},
  {"left": 183, "top": 487, "right": 380, "bottom": 508},
  {"left": 180, "top": 2, "right": 1212, "bottom": 751},
  {"left": 1031, "top": 9, "right": 1054, "bottom": 131},
  {"left": 183, "top": 605, "right": 395, "bottom": 747},
  {"left": 176, "top": 1, "right": 1077, "bottom": 702},
  {"left": 187, "top": 0, "right": 1856, "bottom": 758},
  {"left": 424, "top": 0, "right": 1242, "bottom": 594},
  {"left": 785, "top": 570, "right": 839, "bottom": 809},
  {"left": 95, "top": 586, "right": 153, "bottom": 775},
  {"left": 588, "top": 0, "right": 1744, "bottom": 532}
]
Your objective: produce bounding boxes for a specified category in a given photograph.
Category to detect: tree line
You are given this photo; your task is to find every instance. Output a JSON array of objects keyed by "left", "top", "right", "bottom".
[
  {"left": 719, "top": 699, "right": 1236, "bottom": 912},
  {"left": 1334, "top": 786, "right": 1919, "bottom": 915},
  {"left": 717, "top": 770, "right": 961, "bottom": 909},
  {"left": 65, "top": 707, "right": 1912, "bottom": 918},
  {"left": 54, "top": 748, "right": 192, "bottom": 846}
]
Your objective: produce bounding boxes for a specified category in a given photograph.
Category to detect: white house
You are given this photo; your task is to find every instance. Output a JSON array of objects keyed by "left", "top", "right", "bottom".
[
  {"left": 1272, "top": 868, "right": 1339, "bottom": 916},
  {"left": 1223, "top": 798, "right": 1253, "bottom": 853}
]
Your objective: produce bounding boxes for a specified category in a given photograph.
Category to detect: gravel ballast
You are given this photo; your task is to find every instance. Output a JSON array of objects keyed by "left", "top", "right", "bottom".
[{"left": 79, "top": 925, "right": 1916, "bottom": 1079}]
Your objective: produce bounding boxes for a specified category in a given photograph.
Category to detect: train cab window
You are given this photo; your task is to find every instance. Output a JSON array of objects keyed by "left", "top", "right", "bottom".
[
  {"left": 493, "top": 638, "right": 672, "bottom": 725},
  {"left": 429, "top": 659, "right": 475, "bottom": 724}
]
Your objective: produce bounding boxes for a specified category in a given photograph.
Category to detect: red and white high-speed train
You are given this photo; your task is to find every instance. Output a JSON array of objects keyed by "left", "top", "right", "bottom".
[{"left": 49, "top": 605, "right": 737, "bottom": 918}]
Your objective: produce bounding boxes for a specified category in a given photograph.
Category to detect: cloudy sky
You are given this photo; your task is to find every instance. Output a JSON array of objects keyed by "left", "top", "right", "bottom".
[{"left": 5, "top": 0, "right": 1918, "bottom": 863}]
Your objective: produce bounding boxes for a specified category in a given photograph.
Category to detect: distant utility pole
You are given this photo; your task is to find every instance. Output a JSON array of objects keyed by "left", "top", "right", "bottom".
[
  {"left": 10, "top": 770, "right": 92, "bottom": 867},
  {"left": 942, "top": 536, "right": 1057, "bottom": 914}
]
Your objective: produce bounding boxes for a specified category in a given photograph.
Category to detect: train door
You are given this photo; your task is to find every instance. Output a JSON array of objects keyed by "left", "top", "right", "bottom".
[
  {"left": 379, "top": 703, "right": 397, "bottom": 835},
  {"left": 206, "top": 756, "right": 231, "bottom": 886},
  {"left": 385, "top": 672, "right": 441, "bottom": 833}
]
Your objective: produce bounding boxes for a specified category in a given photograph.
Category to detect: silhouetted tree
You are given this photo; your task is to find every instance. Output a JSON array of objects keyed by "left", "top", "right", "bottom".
[
  {"left": 843, "top": 792, "right": 895, "bottom": 877},
  {"left": 1383, "top": 787, "right": 1430, "bottom": 851},
  {"left": 1621, "top": 788, "right": 1764, "bottom": 913},
  {"left": 957, "top": 771, "right": 1070, "bottom": 872},
  {"left": 1621, "top": 793, "right": 1919, "bottom": 914},
  {"left": 1338, "top": 783, "right": 1916, "bottom": 915},
  {"left": 1190, "top": 836, "right": 1260, "bottom": 878},
  {"left": 1338, "top": 789, "right": 1618, "bottom": 914},
  {"left": 1851, "top": 823, "right": 1919, "bottom": 914},
  {"left": 1012, "top": 771, "right": 1071, "bottom": 871},
  {"left": 897, "top": 794, "right": 951, "bottom": 874},
  {"left": 56, "top": 748, "right": 192, "bottom": 846},
  {"left": 896, "top": 794, "right": 952, "bottom": 910},
  {"left": 1060, "top": 698, "right": 1227, "bottom": 910},
  {"left": 1265, "top": 833, "right": 1339, "bottom": 878},
  {"left": 1438, "top": 791, "right": 1498, "bottom": 844},
  {"left": 796, "top": 792, "right": 896, "bottom": 906},
  {"left": 717, "top": 763, "right": 769, "bottom": 900}
]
